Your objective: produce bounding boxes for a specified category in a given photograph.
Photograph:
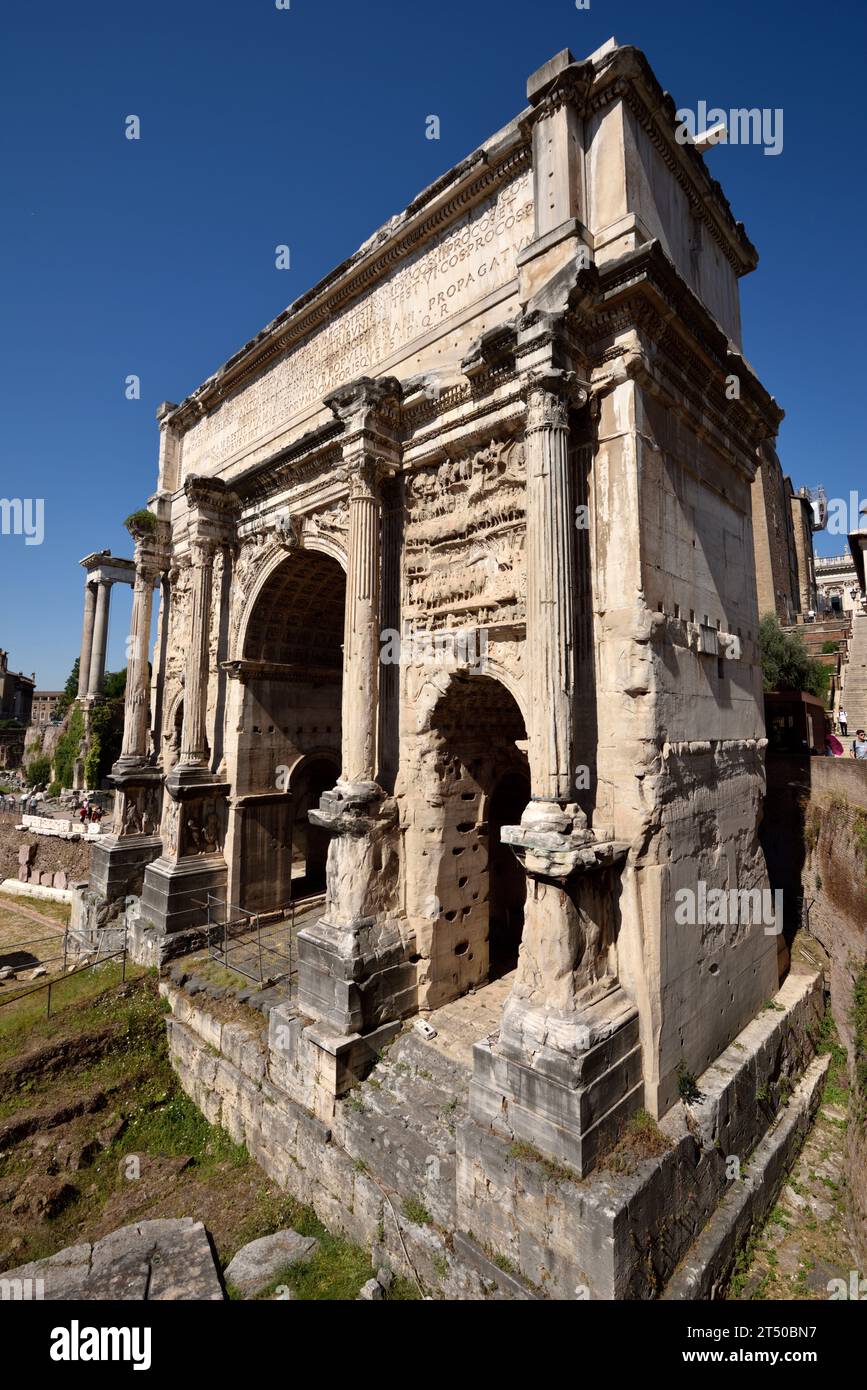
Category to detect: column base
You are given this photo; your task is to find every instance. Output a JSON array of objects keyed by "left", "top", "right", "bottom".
[
  {"left": 296, "top": 914, "right": 417, "bottom": 1035},
  {"left": 297, "top": 783, "right": 414, "bottom": 1034},
  {"left": 139, "top": 853, "right": 228, "bottom": 945},
  {"left": 469, "top": 984, "right": 644, "bottom": 1176},
  {"left": 89, "top": 833, "right": 163, "bottom": 903}
]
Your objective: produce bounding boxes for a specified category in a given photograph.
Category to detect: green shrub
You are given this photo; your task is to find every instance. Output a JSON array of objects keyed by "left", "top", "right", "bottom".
[
  {"left": 25, "top": 757, "right": 52, "bottom": 788},
  {"left": 53, "top": 704, "right": 85, "bottom": 789},
  {"left": 83, "top": 697, "right": 124, "bottom": 787},
  {"left": 124, "top": 508, "right": 157, "bottom": 535}
]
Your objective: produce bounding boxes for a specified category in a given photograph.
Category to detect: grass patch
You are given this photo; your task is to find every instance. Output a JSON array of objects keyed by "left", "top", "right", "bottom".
[
  {"left": 851, "top": 961, "right": 867, "bottom": 1123},
  {"left": 0, "top": 962, "right": 148, "bottom": 1050},
  {"left": 600, "top": 1109, "right": 673, "bottom": 1175},
  {"left": 508, "top": 1139, "right": 578, "bottom": 1184},
  {"left": 401, "top": 1195, "right": 432, "bottom": 1226}
]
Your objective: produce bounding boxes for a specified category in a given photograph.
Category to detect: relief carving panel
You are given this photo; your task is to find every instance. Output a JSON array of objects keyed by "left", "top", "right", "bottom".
[{"left": 404, "top": 438, "right": 527, "bottom": 633}]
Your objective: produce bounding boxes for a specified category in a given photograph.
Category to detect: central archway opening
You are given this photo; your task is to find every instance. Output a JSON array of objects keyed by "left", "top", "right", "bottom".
[{"left": 236, "top": 547, "right": 345, "bottom": 913}]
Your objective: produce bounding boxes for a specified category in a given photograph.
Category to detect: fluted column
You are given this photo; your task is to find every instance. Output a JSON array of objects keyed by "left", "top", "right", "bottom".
[
  {"left": 77, "top": 582, "right": 97, "bottom": 698},
  {"left": 179, "top": 543, "right": 214, "bottom": 768},
  {"left": 523, "top": 376, "right": 576, "bottom": 806},
  {"left": 119, "top": 564, "right": 157, "bottom": 763},
  {"left": 341, "top": 460, "right": 385, "bottom": 786},
  {"left": 87, "top": 580, "right": 112, "bottom": 698}
]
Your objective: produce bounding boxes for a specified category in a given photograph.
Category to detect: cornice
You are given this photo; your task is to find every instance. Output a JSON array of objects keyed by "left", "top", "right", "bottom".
[
  {"left": 587, "top": 240, "right": 782, "bottom": 433},
  {"left": 587, "top": 46, "right": 758, "bottom": 278}
]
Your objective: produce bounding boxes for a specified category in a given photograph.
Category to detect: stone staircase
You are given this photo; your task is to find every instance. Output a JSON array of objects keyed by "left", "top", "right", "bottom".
[
  {"left": 338, "top": 975, "right": 514, "bottom": 1231},
  {"left": 842, "top": 611, "right": 867, "bottom": 733}
]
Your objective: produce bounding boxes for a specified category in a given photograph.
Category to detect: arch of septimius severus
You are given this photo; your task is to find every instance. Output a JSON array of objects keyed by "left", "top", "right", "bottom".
[{"left": 73, "top": 38, "right": 806, "bottom": 1223}]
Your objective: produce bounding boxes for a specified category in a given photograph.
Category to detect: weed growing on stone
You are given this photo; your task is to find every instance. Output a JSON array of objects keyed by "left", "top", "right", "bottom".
[{"left": 402, "top": 1195, "right": 432, "bottom": 1226}]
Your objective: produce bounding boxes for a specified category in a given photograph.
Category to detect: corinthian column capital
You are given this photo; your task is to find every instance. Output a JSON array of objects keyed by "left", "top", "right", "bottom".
[
  {"left": 337, "top": 455, "right": 397, "bottom": 504},
  {"left": 524, "top": 370, "right": 589, "bottom": 435}
]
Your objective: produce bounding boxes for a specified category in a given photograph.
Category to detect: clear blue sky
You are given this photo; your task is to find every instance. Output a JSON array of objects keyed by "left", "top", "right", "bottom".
[{"left": 1, "top": 0, "right": 864, "bottom": 688}]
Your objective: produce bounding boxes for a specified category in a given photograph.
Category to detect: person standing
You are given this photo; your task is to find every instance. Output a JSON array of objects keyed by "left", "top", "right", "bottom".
[
  {"left": 852, "top": 729, "right": 867, "bottom": 760},
  {"left": 839, "top": 706, "right": 848, "bottom": 735}
]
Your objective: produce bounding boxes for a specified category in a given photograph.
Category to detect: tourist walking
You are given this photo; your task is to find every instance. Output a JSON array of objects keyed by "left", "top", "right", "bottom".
[
  {"left": 852, "top": 729, "right": 867, "bottom": 760},
  {"left": 839, "top": 706, "right": 848, "bottom": 735}
]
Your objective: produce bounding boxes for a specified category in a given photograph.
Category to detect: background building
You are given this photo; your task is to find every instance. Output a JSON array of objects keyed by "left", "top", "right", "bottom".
[
  {"left": 750, "top": 445, "right": 820, "bottom": 622},
  {"left": 30, "top": 690, "right": 63, "bottom": 728},
  {"left": 0, "top": 648, "right": 34, "bottom": 726}
]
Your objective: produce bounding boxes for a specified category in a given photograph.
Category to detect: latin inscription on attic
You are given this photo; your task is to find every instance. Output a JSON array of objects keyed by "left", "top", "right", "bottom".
[{"left": 181, "top": 171, "right": 533, "bottom": 475}]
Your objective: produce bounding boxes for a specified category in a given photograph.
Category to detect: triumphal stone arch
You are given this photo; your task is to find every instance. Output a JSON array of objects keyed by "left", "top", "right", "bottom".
[{"left": 77, "top": 40, "right": 788, "bottom": 1191}]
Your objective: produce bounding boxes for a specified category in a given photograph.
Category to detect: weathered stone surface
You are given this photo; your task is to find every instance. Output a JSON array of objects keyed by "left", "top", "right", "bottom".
[
  {"left": 357, "top": 1278, "right": 384, "bottom": 1301},
  {"left": 71, "top": 34, "right": 833, "bottom": 1300},
  {"left": 224, "top": 1230, "right": 319, "bottom": 1297},
  {"left": 0, "top": 1218, "right": 223, "bottom": 1300}
]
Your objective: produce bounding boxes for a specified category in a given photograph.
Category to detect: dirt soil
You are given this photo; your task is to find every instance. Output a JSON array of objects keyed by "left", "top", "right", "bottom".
[
  {"left": 0, "top": 813, "right": 92, "bottom": 885},
  {"left": 0, "top": 895, "right": 69, "bottom": 981},
  {"left": 0, "top": 974, "right": 312, "bottom": 1275}
]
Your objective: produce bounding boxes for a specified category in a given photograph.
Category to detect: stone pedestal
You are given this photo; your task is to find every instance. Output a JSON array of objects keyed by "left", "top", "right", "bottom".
[
  {"left": 138, "top": 766, "right": 230, "bottom": 957},
  {"left": 471, "top": 986, "right": 642, "bottom": 1176},
  {"left": 296, "top": 784, "right": 413, "bottom": 1034},
  {"left": 90, "top": 767, "right": 164, "bottom": 907},
  {"left": 139, "top": 852, "right": 228, "bottom": 945},
  {"left": 468, "top": 807, "right": 640, "bottom": 1174}
]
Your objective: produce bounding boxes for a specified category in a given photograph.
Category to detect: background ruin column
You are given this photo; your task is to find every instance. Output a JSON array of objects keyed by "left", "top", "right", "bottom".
[
  {"left": 87, "top": 580, "right": 112, "bottom": 698},
  {"left": 77, "top": 582, "right": 97, "bottom": 698}
]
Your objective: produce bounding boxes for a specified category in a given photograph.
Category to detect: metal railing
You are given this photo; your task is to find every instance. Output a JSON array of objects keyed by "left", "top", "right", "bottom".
[
  {"left": 205, "top": 893, "right": 306, "bottom": 985},
  {"left": 0, "top": 939, "right": 128, "bottom": 1018}
]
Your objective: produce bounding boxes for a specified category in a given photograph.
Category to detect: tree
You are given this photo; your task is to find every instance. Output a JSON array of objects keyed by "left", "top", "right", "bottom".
[
  {"left": 55, "top": 658, "right": 80, "bottom": 717},
  {"left": 759, "top": 614, "right": 830, "bottom": 700},
  {"left": 102, "top": 669, "right": 127, "bottom": 700}
]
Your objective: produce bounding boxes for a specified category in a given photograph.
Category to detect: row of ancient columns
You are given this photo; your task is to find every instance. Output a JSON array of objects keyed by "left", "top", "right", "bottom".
[{"left": 77, "top": 578, "right": 114, "bottom": 700}]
